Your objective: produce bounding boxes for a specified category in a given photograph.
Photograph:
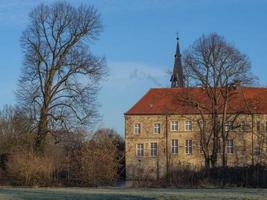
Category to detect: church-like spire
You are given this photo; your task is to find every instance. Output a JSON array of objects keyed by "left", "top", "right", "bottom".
[{"left": 170, "top": 36, "right": 184, "bottom": 88}]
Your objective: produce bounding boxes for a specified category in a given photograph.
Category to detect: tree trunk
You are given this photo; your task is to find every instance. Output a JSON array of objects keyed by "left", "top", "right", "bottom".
[
  {"left": 211, "top": 112, "right": 219, "bottom": 168},
  {"left": 34, "top": 106, "right": 49, "bottom": 153},
  {"left": 204, "top": 156, "right": 210, "bottom": 169}
]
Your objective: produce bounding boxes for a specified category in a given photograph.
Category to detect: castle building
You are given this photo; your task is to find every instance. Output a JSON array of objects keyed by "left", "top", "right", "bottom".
[{"left": 124, "top": 39, "right": 267, "bottom": 180}]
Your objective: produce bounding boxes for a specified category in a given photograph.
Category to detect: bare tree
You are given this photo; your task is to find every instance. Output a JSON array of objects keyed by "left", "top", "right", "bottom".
[
  {"left": 17, "top": 1, "right": 106, "bottom": 153},
  {"left": 182, "top": 33, "right": 255, "bottom": 168},
  {"left": 93, "top": 128, "right": 125, "bottom": 179},
  {"left": 0, "top": 105, "right": 34, "bottom": 154}
]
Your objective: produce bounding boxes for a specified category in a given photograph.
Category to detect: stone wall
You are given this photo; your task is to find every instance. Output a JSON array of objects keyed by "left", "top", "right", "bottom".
[{"left": 125, "top": 114, "right": 267, "bottom": 180}]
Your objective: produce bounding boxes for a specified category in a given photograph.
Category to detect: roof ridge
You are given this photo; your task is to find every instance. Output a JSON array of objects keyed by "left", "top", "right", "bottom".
[{"left": 125, "top": 87, "right": 267, "bottom": 115}]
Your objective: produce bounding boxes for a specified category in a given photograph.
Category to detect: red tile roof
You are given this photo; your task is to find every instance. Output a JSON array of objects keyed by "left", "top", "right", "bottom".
[{"left": 125, "top": 87, "right": 267, "bottom": 115}]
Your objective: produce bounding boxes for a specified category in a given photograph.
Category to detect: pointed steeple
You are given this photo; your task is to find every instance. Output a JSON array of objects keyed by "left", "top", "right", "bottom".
[{"left": 170, "top": 36, "right": 184, "bottom": 88}]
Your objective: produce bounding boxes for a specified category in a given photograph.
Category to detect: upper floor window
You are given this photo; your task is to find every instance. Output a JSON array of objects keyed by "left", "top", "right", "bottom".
[
  {"left": 150, "top": 143, "right": 158, "bottom": 157},
  {"left": 240, "top": 121, "right": 246, "bottom": 131},
  {"left": 257, "top": 121, "right": 261, "bottom": 132},
  {"left": 136, "top": 144, "right": 144, "bottom": 157},
  {"left": 226, "top": 139, "right": 234, "bottom": 154},
  {"left": 185, "top": 120, "right": 192, "bottom": 131},
  {"left": 154, "top": 123, "right": 161, "bottom": 134},
  {"left": 198, "top": 120, "right": 204, "bottom": 130},
  {"left": 171, "top": 121, "right": 178, "bottom": 131},
  {"left": 134, "top": 123, "right": 141, "bottom": 134},
  {"left": 225, "top": 121, "right": 233, "bottom": 132},
  {"left": 185, "top": 140, "right": 192, "bottom": 155},
  {"left": 171, "top": 139, "right": 178, "bottom": 154}
]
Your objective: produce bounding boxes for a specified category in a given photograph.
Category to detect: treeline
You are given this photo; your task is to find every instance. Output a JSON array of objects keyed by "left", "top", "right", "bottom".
[{"left": 0, "top": 105, "right": 124, "bottom": 186}]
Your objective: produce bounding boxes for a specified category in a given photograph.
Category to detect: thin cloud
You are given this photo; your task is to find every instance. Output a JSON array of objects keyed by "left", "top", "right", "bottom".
[{"left": 104, "top": 61, "right": 168, "bottom": 88}]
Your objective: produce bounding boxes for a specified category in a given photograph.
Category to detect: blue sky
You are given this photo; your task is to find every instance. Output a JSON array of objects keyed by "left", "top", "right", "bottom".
[{"left": 0, "top": 0, "right": 267, "bottom": 135}]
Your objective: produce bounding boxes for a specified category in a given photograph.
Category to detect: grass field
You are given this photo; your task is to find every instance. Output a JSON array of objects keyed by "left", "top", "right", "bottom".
[{"left": 0, "top": 187, "right": 266, "bottom": 200}]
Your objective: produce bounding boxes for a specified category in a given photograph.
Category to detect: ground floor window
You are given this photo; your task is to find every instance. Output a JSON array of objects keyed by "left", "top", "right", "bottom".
[
  {"left": 254, "top": 147, "right": 260, "bottom": 156},
  {"left": 171, "top": 139, "right": 178, "bottom": 154},
  {"left": 136, "top": 144, "right": 144, "bottom": 157},
  {"left": 185, "top": 140, "right": 192, "bottom": 155},
  {"left": 150, "top": 143, "right": 158, "bottom": 157},
  {"left": 226, "top": 139, "right": 234, "bottom": 154}
]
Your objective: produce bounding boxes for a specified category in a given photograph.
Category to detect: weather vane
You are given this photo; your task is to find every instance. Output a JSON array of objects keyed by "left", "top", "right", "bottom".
[{"left": 176, "top": 32, "right": 179, "bottom": 41}]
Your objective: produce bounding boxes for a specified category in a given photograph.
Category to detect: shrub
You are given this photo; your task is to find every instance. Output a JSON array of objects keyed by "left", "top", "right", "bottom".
[
  {"left": 165, "top": 165, "right": 267, "bottom": 187},
  {"left": 69, "top": 140, "right": 119, "bottom": 186},
  {"left": 6, "top": 151, "right": 54, "bottom": 186}
]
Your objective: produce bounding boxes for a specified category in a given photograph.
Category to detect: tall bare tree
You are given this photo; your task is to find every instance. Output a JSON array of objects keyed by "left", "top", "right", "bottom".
[
  {"left": 17, "top": 1, "right": 106, "bottom": 152},
  {"left": 182, "top": 33, "right": 255, "bottom": 168}
]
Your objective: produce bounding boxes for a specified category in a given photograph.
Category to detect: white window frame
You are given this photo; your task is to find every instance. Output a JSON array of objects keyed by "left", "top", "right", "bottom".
[
  {"left": 226, "top": 139, "right": 234, "bottom": 154},
  {"left": 185, "top": 140, "right": 192, "bottom": 155},
  {"left": 154, "top": 123, "right": 161, "bottom": 134},
  {"left": 136, "top": 144, "right": 144, "bottom": 157},
  {"left": 171, "top": 139, "right": 178, "bottom": 154},
  {"left": 225, "top": 121, "right": 233, "bottom": 132},
  {"left": 150, "top": 142, "right": 158, "bottom": 157},
  {"left": 133, "top": 123, "right": 141, "bottom": 135},
  {"left": 170, "top": 121, "right": 178, "bottom": 132},
  {"left": 198, "top": 120, "right": 204, "bottom": 130},
  {"left": 185, "top": 120, "right": 192, "bottom": 131}
]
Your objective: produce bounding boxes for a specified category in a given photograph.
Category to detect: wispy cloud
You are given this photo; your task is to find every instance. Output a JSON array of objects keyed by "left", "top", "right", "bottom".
[
  {"left": 97, "top": 61, "right": 170, "bottom": 134},
  {"left": 104, "top": 61, "right": 169, "bottom": 88}
]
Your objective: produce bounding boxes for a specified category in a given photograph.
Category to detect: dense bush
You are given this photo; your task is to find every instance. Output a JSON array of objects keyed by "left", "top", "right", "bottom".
[
  {"left": 0, "top": 105, "right": 123, "bottom": 187},
  {"left": 164, "top": 165, "right": 267, "bottom": 188},
  {"left": 207, "top": 165, "right": 267, "bottom": 187},
  {"left": 69, "top": 140, "right": 119, "bottom": 186},
  {"left": 6, "top": 151, "right": 54, "bottom": 186}
]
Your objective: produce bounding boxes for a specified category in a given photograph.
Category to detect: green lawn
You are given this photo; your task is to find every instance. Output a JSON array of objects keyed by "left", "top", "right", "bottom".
[{"left": 0, "top": 187, "right": 266, "bottom": 200}]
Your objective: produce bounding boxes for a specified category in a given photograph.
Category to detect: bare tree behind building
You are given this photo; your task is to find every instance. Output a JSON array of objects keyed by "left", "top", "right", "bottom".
[{"left": 182, "top": 33, "right": 255, "bottom": 168}]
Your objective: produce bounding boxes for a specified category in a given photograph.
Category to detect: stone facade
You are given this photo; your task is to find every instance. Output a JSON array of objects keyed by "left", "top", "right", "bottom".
[{"left": 125, "top": 114, "right": 267, "bottom": 180}]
